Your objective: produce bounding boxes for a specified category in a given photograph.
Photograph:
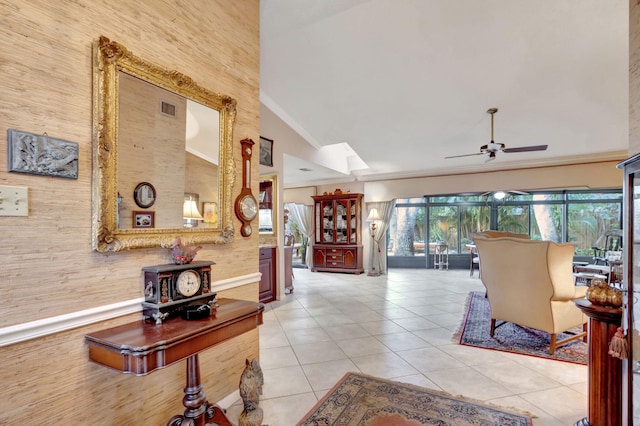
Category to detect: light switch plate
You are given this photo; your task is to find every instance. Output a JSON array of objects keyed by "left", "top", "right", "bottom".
[{"left": 0, "top": 185, "right": 28, "bottom": 217}]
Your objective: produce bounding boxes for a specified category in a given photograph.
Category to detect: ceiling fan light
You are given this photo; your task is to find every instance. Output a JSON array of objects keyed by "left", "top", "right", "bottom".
[{"left": 494, "top": 191, "right": 507, "bottom": 200}]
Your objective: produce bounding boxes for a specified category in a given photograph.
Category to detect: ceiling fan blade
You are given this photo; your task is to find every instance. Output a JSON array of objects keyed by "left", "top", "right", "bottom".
[
  {"left": 445, "top": 152, "right": 485, "bottom": 159},
  {"left": 502, "top": 144, "right": 548, "bottom": 153},
  {"left": 509, "top": 190, "right": 529, "bottom": 195}
]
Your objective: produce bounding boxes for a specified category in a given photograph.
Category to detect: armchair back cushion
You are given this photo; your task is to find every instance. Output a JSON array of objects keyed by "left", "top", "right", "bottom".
[
  {"left": 474, "top": 237, "right": 586, "bottom": 335},
  {"left": 473, "top": 230, "right": 530, "bottom": 240}
]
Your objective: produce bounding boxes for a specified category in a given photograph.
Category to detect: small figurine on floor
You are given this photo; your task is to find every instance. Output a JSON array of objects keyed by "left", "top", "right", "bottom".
[
  {"left": 169, "top": 237, "right": 202, "bottom": 264},
  {"left": 238, "top": 358, "right": 264, "bottom": 426}
]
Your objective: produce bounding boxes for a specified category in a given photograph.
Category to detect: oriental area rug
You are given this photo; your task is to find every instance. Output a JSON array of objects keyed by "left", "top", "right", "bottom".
[
  {"left": 453, "top": 291, "right": 587, "bottom": 365},
  {"left": 296, "top": 372, "right": 533, "bottom": 426}
]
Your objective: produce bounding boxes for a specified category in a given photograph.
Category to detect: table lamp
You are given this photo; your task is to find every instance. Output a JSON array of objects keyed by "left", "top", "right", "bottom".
[{"left": 183, "top": 196, "right": 204, "bottom": 228}]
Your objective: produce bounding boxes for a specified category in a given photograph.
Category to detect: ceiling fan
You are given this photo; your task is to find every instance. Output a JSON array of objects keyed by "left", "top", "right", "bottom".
[{"left": 445, "top": 108, "right": 548, "bottom": 161}]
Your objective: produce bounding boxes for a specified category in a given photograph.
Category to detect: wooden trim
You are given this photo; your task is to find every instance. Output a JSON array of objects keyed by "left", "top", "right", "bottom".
[
  {"left": 0, "top": 272, "right": 261, "bottom": 347},
  {"left": 0, "top": 298, "right": 143, "bottom": 348},
  {"left": 212, "top": 272, "right": 261, "bottom": 291}
]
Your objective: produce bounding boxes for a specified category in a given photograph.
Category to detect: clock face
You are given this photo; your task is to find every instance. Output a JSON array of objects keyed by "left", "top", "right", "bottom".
[
  {"left": 176, "top": 270, "right": 201, "bottom": 297},
  {"left": 240, "top": 194, "right": 258, "bottom": 221}
]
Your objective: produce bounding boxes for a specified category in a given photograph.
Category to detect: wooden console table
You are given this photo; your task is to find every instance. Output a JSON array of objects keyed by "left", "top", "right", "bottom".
[
  {"left": 574, "top": 299, "right": 622, "bottom": 426},
  {"left": 85, "top": 298, "right": 264, "bottom": 426}
]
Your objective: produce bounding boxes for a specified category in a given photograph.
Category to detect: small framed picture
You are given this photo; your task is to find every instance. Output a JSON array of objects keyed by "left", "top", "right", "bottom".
[
  {"left": 133, "top": 211, "right": 155, "bottom": 228},
  {"left": 259, "top": 136, "right": 273, "bottom": 167},
  {"left": 202, "top": 201, "right": 218, "bottom": 226}
]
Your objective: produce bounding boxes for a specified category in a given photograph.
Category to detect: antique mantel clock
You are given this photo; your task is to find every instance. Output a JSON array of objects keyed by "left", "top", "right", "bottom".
[
  {"left": 141, "top": 260, "right": 217, "bottom": 323},
  {"left": 234, "top": 138, "right": 259, "bottom": 237}
]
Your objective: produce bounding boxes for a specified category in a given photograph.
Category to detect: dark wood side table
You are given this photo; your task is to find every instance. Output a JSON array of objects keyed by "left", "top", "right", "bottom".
[
  {"left": 574, "top": 299, "right": 623, "bottom": 426},
  {"left": 85, "top": 298, "right": 264, "bottom": 426},
  {"left": 259, "top": 247, "right": 276, "bottom": 303}
]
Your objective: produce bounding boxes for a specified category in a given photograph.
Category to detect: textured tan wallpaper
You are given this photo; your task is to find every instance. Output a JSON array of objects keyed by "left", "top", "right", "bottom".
[{"left": 0, "top": 0, "right": 260, "bottom": 423}]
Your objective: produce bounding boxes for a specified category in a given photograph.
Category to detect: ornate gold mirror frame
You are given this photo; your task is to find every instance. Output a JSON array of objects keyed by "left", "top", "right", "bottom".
[{"left": 92, "top": 36, "right": 236, "bottom": 252}]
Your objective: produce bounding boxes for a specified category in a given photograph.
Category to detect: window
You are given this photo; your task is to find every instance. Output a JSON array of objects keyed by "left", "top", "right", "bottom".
[
  {"left": 568, "top": 201, "right": 621, "bottom": 256},
  {"left": 429, "top": 205, "right": 458, "bottom": 253},
  {"left": 387, "top": 189, "right": 622, "bottom": 268},
  {"left": 388, "top": 199, "right": 425, "bottom": 258},
  {"left": 460, "top": 205, "right": 490, "bottom": 251}
]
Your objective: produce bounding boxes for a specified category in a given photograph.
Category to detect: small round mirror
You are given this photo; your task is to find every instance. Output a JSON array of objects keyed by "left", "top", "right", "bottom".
[{"left": 134, "top": 182, "right": 156, "bottom": 208}]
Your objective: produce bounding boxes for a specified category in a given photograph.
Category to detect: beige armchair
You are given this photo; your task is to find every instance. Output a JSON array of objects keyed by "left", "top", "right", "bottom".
[
  {"left": 474, "top": 236, "right": 587, "bottom": 354},
  {"left": 473, "top": 230, "right": 530, "bottom": 239},
  {"left": 468, "top": 231, "right": 529, "bottom": 278}
]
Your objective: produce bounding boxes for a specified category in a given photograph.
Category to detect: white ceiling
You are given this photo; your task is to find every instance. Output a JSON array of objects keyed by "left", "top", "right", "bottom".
[{"left": 260, "top": 0, "right": 629, "bottom": 187}]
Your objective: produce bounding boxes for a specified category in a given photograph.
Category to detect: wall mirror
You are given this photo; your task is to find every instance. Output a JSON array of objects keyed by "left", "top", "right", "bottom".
[
  {"left": 92, "top": 36, "right": 236, "bottom": 251},
  {"left": 259, "top": 175, "right": 277, "bottom": 235}
]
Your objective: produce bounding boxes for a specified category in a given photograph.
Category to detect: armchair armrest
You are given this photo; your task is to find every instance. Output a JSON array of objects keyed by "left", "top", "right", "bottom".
[
  {"left": 573, "top": 285, "right": 588, "bottom": 299},
  {"left": 551, "top": 288, "right": 586, "bottom": 301},
  {"left": 550, "top": 284, "right": 587, "bottom": 302},
  {"left": 548, "top": 243, "right": 588, "bottom": 300}
]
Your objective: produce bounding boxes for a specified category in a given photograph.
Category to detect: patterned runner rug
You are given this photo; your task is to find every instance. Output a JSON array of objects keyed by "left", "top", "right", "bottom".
[
  {"left": 453, "top": 291, "right": 587, "bottom": 364},
  {"left": 297, "top": 372, "right": 533, "bottom": 425}
]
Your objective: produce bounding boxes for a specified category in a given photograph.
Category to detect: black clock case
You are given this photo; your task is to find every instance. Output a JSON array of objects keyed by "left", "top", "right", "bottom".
[{"left": 141, "top": 260, "right": 217, "bottom": 323}]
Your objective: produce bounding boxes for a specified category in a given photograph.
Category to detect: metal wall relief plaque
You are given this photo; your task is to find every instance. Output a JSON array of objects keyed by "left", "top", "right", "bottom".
[{"left": 8, "top": 128, "right": 78, "bottom": 179}]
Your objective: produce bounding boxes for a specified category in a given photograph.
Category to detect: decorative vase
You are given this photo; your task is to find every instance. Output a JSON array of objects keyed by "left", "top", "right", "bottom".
[
  {"left": 586, "top": 278, "right": 622, "bottom": 308},
  {"left": 169, "top": 237, "right": 202, "bottom": 265}
]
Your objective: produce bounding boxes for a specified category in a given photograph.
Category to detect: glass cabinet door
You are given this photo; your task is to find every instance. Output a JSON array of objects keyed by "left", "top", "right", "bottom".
[
  {"left": 314, "top": 201, "right": 320, "bottom": 243},
  {"left": 321, "top": 200, "right": 334, "bottom": 243},
  {"left": 620, "top": 154, "right": 640, "bottom": 424},
  {"left": 631, "top": 170, "right": 640, "bottom": 424},
  {"left": 348, "top": 199, "right": 357, "bottom": 243}
]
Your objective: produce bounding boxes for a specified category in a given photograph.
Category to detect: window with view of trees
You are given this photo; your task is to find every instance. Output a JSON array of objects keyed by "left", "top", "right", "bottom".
[
  {"left": 567, "top": 199, "right": 621, "bottom": 256},
  {"left": 387, "top": 190, "right": 621, "bottom": 268},
  {"left": 388, "top": 199, "right": 425, "bottom": 257}
]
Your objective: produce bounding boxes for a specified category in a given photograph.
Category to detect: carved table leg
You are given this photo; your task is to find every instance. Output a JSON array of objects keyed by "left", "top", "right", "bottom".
[{"left": 167, "top": 354, "right": 234, "bottom": 426}]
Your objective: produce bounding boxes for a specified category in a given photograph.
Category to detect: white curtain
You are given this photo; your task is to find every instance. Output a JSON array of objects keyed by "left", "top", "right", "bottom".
[
  {"left": 366, "top": 200, "right": 396, "bottom": 274},
  {"left": 286, "top": 203, "right": 315, "bottom": 267}
]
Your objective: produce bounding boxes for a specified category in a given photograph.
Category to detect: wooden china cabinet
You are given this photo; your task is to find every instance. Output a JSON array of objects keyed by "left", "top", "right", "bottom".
[{"left": 311, "top": 192, "right": 364, "bottom": 274}]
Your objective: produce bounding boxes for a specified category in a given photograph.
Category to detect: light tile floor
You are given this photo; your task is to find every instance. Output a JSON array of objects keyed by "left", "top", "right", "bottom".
[{"left": 224, "top": 267, "right": 587, "bottom": 425}]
